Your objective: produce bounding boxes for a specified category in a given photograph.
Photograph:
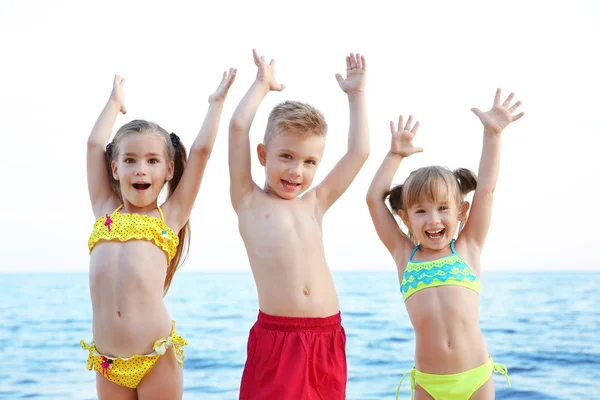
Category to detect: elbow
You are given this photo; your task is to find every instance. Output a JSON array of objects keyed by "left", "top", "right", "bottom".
[
  {"left": 229, "top": 117, "right": 244, "bottom": 133},
  {"left": 366, "top": 190, "right": 380, "bottom": 207},
  {"left": 87, "top": 138, "right": 105, "bottom": 151},
  {"left": 190, "top": 143, "right": 213, "bottom": 158}
]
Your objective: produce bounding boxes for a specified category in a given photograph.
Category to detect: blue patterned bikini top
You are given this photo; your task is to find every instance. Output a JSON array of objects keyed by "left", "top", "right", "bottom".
[{"left": 400, "top": 239, "right": 480, "bottom": 301}]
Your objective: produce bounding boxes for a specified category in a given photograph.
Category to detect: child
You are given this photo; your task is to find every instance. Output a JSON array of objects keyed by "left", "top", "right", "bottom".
[
  {"left": 229, "top": 49, "right": 369, "bottom": 399},
  {"left": 366, "top": 89, "right": 523, "bottom": 399},
  {"left": 81, "top": 70, "right": 235, "bottom": 399}
]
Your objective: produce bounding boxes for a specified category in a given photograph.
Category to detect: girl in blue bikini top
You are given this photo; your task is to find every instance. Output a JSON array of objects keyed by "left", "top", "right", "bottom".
[{"left": 367, "top": 89, "right": 524, "bottom": 399}]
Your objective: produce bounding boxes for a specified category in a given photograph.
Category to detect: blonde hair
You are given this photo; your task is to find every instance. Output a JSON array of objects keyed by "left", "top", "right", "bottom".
[
  {"left": 105, "top": 119, "right": 190, "bottom": 295},
  {"left": 387, "top": 166, "right": 477, "bottom": 213},
  {"left": 263, "top": 101, "right": 327, "bottom": 145}
]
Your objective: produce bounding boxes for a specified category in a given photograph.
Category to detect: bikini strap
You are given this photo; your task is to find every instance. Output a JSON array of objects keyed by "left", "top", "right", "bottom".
[
  {"left": 491, "top": 358, "right": 511, "bottom": 387},
  {"left": 157, "top": 206, "right": 165, "bottom": 221},
  {"left": 408, "top": 245, "right": 420, "bottom": 261},
  {"left": 113, "top": 204, "right": 124, "bottom": 214},
  {"left": 396, "top": 368, "right": 416, "bottom": 400},
  {"left": 450, "top": 239, "right": 457, "bottom": 254}
]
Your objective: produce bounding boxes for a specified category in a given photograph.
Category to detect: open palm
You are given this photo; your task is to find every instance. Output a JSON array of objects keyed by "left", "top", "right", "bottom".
[
  {"left": 390, "top": 115, "right": 423, "bottom": 157},
  {"left": 471, "top": 88, "right": 524, "bottom": 134}
]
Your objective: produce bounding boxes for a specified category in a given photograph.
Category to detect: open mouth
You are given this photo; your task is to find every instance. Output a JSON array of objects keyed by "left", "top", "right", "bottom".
[
  {"left": 281, "top": 179, "right": 300, "bottom": 190},
  {"left": 425, "top": 228, "right": 445, "bottom": 239},
  {"left": 132, "top": 183, "right": 151, "bottom": 190}
]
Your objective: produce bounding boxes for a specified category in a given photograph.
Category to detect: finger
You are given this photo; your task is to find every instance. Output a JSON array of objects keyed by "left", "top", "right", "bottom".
[
  {"left": 345, "top": 56, "right": 350, "bottom": 71},
  {"left": 121, "top": 105, "right": 127, "bottom": 114},
  {"left": 275, "top": 84, "right": 286, "bottom": 91},
  {"left": 113, "top": 75, "right": 119, "bottom": 86},
  {"left": 398, "top": 115, "right": 404, "bottom": 132},
  {"left": 120, "top": 77, "right": 126, "bottom": 86},
  {"left": 335, "top": 73, "right": 344, "bottom": 86},
  {"left": 252, "top": 49, "right": 260, "bottom": 64},
  {"left": 415, "top": 147, "right": 424, "bottom": 153},
  {"left": 405, "top": 115, "right": 413, "bottom": 131},
  {"left": 361, "top": 55, "right": 366, "bottom": 71},
  {"left": 412, "top": 121, "right": 420, "bottom": 134},
  {"left": 509, "top": 100, "right": 521, "bottom": 113},
  {"left": 494, "top": 88, "right": 501, "bottom": 105},
  {"left": 356, "top": 53, "right": 362, "bottom": 70},
  {"left": 390, "top": 120, "right": 396, "bottom": 134},
  {"left": 349, "top": 53, "right": 357, "bottom": 70},
  {"left": 502, "top": 92, "right": 515, "bottom": 108},
  {"left": 222, "top": 70, "right": 227, "bottom": 82},
  {"left": 471, "top": 107, "right": 482, "bottom": 118},
  {"left": 269, "top": 59, "right": 276, "bottom": 67},
  {"left": 512, "top": 112, "right": 525, "bottom": 122}
]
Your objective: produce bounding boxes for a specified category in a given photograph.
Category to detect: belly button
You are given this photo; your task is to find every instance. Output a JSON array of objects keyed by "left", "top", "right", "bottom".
[
  {"left": 303, "top": 288, "right": 310, "bottom": 296},
  {"left": 117, "top": 311, "right": 121, "bottom": 317}
]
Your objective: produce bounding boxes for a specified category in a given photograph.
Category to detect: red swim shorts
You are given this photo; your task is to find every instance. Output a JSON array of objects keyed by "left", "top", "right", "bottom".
[{"left": 239, "top": 310, "right": 347, "bottom": 400}]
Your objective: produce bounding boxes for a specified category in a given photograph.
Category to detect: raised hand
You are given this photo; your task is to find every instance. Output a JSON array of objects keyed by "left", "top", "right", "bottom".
[
  {"left": 471, "top": 88, "right": 524, "bottom": 134},
  {"left": 253, "top": 49, "right": 285, "bottom": 92},
  {"left": 110, "top": 74, "right": 127, "bottom": 114},
  {"left": 335, "top": 53, "right": 366, "bottom": 94},
  {"left": 209, "top": 68, "right": 237, "bottom": 104},
  {"left": 390, "top": 115, "right": 423, "bottom": 157}
]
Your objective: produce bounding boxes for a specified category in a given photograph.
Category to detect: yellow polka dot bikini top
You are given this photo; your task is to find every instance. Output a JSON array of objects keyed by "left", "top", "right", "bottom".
[
  {"left": 400, "top": 239, "right": 481, "bottom": 301},
  {"left": 88, "top": 205, "right": 179, "bottom": 263}
]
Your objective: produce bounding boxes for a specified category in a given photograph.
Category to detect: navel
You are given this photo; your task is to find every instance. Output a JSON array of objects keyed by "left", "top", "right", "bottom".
[{"left": 303, "top": 287, "right": 310, "bottom": 296}]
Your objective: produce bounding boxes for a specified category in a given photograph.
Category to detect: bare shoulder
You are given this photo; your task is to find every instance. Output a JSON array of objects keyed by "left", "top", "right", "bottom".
[
  {"left": 92, "top": 196, "right": 121, "bottom": 220},
  {"left": 454, "top": 237, "right": 483, "bottom": 274}
]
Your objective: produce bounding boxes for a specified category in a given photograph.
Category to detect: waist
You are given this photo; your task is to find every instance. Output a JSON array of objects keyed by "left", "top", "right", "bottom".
[
  {"left": 414, "top": 332, "right": 488, "bottom": 373},
  {"left": 92, "top": 313, "right": 173, "bottom": 356},
  {"left": 256, "top": 310, "right": 341, "bottom": 332}
]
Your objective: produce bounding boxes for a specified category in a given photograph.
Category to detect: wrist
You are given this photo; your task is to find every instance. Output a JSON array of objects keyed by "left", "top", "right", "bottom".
[
  {"left": 387, "top": 151, "right": 404, "bottom": 160},
  {"left": 346, "top": 90, "right": 365, "bottom": 98},
  {"left": 253, "top": 80, "right": 272, "bottom": 94}
]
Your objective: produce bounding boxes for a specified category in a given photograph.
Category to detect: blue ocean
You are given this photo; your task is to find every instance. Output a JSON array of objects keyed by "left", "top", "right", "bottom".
[{"left": 0, "top": 271, "right": 598, "bottom": 399}]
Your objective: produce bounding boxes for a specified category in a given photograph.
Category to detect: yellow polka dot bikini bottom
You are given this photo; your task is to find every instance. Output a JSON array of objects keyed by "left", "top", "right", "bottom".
[{"left": 80, "top": 320, "right": 188, "bottom": 389}]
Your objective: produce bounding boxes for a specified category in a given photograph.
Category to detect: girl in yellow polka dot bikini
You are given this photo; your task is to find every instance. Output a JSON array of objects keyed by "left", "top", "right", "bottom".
[{"left": 81, "top": 69, "right": 236, "bottom": 399}]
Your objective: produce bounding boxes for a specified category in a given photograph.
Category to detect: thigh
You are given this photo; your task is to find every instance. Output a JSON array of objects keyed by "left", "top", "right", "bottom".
[
  {"left": 470, "top": 376, "right": 495, "bottom": 400},
  {"left": 96, "top": 372, "right": 138, "bottom": 400},
  {"left": 414, "top": 384, "right": 435, "bottom": 400},
  {"left": 137, "top": 347, "right": 183, "bottom": 400}
]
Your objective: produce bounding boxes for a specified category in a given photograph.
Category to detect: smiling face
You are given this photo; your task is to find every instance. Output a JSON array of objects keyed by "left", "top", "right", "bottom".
[
  {"left": 111, "top": 132, "right": 174, "bottom": 210},
  {"left": 257, "top": 131, "right": 325, "bottom": 200},
  {"left": 400, "top": 196, "right": 469, "bottom": 250}
]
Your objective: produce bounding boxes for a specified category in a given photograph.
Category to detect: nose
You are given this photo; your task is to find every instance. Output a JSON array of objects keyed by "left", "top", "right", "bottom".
[
  {"left": 135, "top": 162, "right": 147, "bottom": 176},
  {"left": 288, "top": 163, "right": 302, "bottom": 178}
]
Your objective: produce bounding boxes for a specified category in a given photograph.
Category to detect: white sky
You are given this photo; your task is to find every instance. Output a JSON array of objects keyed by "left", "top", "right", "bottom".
[{"left": 1, "top": 0, "right": 598, "bottom": 273}]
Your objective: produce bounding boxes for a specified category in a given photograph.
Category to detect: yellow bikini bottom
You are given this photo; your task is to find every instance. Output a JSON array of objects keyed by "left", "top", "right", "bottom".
[
  {"left": 396, "top": 356, "right": 511, "bottom": 400},
  {"left": 80, "top": 320, "right": 188, "bottom": 389}
]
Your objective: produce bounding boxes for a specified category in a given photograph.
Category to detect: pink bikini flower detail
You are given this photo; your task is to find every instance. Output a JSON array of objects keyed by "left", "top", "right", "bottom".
[
  {"left": 105, "top": 214, "right": 113, "bottom": 232},
  {"left": 100, "top": 355, "right": 112, "bottom": 378}
]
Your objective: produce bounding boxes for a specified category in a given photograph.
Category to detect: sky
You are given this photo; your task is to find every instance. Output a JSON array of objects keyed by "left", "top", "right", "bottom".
[{"left": 1, "top": 0, "right": 598, "bottom": 273}]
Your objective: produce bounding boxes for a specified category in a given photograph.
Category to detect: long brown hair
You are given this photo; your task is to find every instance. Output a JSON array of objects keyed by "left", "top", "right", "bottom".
[{"left": 105, "top": 119, "right": 190, "bottom": 295}]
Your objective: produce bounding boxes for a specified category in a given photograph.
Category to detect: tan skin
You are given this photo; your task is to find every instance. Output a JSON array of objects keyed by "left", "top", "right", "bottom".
[
  {"left": 367, "top": 90, "right": 523, "bottom": 399},
  {"left": 229, "top": 50, "right": 370, "bottom": 317},
  {"left": 86, "top": 71, "right": 235, "bottom": 399}
]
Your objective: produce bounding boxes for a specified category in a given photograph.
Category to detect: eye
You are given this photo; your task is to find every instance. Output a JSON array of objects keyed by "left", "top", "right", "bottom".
[
  {"left": 305, "top": 160, "right": 316, "bottom": 165},
  {"left": 415, "top": 209, "right": 425, "bottom": 214},
  {"left": 439, "top": 205, "right": 449, "bottom": 211},
  {"left": 148, "top": 158, "right": 159, "bottom": 164},
  {"left": 280, "top": 153, "right": 292, "bottom": 159},
  {"left": 124, "top": 158, "right": 135, "bottom": 164}
]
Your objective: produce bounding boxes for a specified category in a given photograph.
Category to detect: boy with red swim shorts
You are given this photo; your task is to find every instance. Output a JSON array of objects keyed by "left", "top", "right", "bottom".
[{"left": 228, "top": 49, "right": 370, "bottom": 399}]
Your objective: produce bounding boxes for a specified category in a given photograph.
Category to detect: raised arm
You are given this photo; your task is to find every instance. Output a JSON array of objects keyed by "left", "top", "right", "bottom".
[
  {"left": 315, "top": 53, "right": 370, "bottom": 213},
  {"left": 87, "top": 75, "right": 127, "bottom": 218},
  {"left": 460, "top": 88, "right": 524, "bottom": 249},
  {"left": 367, "top": 115, "right": 422, "bottom": 256},
  {"left": 229, "top": 49, "right": 285, "bottom": 211},
  {"left": 165, "top": 69, "right": 236, "bottom": 230}
]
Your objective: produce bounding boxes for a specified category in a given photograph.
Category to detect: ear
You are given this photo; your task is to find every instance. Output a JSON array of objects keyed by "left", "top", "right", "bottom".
[
  {"left": 111, "top": 160, "right": 119, "bottom": 181},
  {"left": 459, "top": 201, "right": 470, "bottom": 222},
  {"left": 398, "top": 209, "right": 410, "bottom": 229},
  {"left": 166, "top": 160, "right": 175, "bottom": 181},
  {"left": 257, "top": 143, "right": 267, "bottom": 166}
]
